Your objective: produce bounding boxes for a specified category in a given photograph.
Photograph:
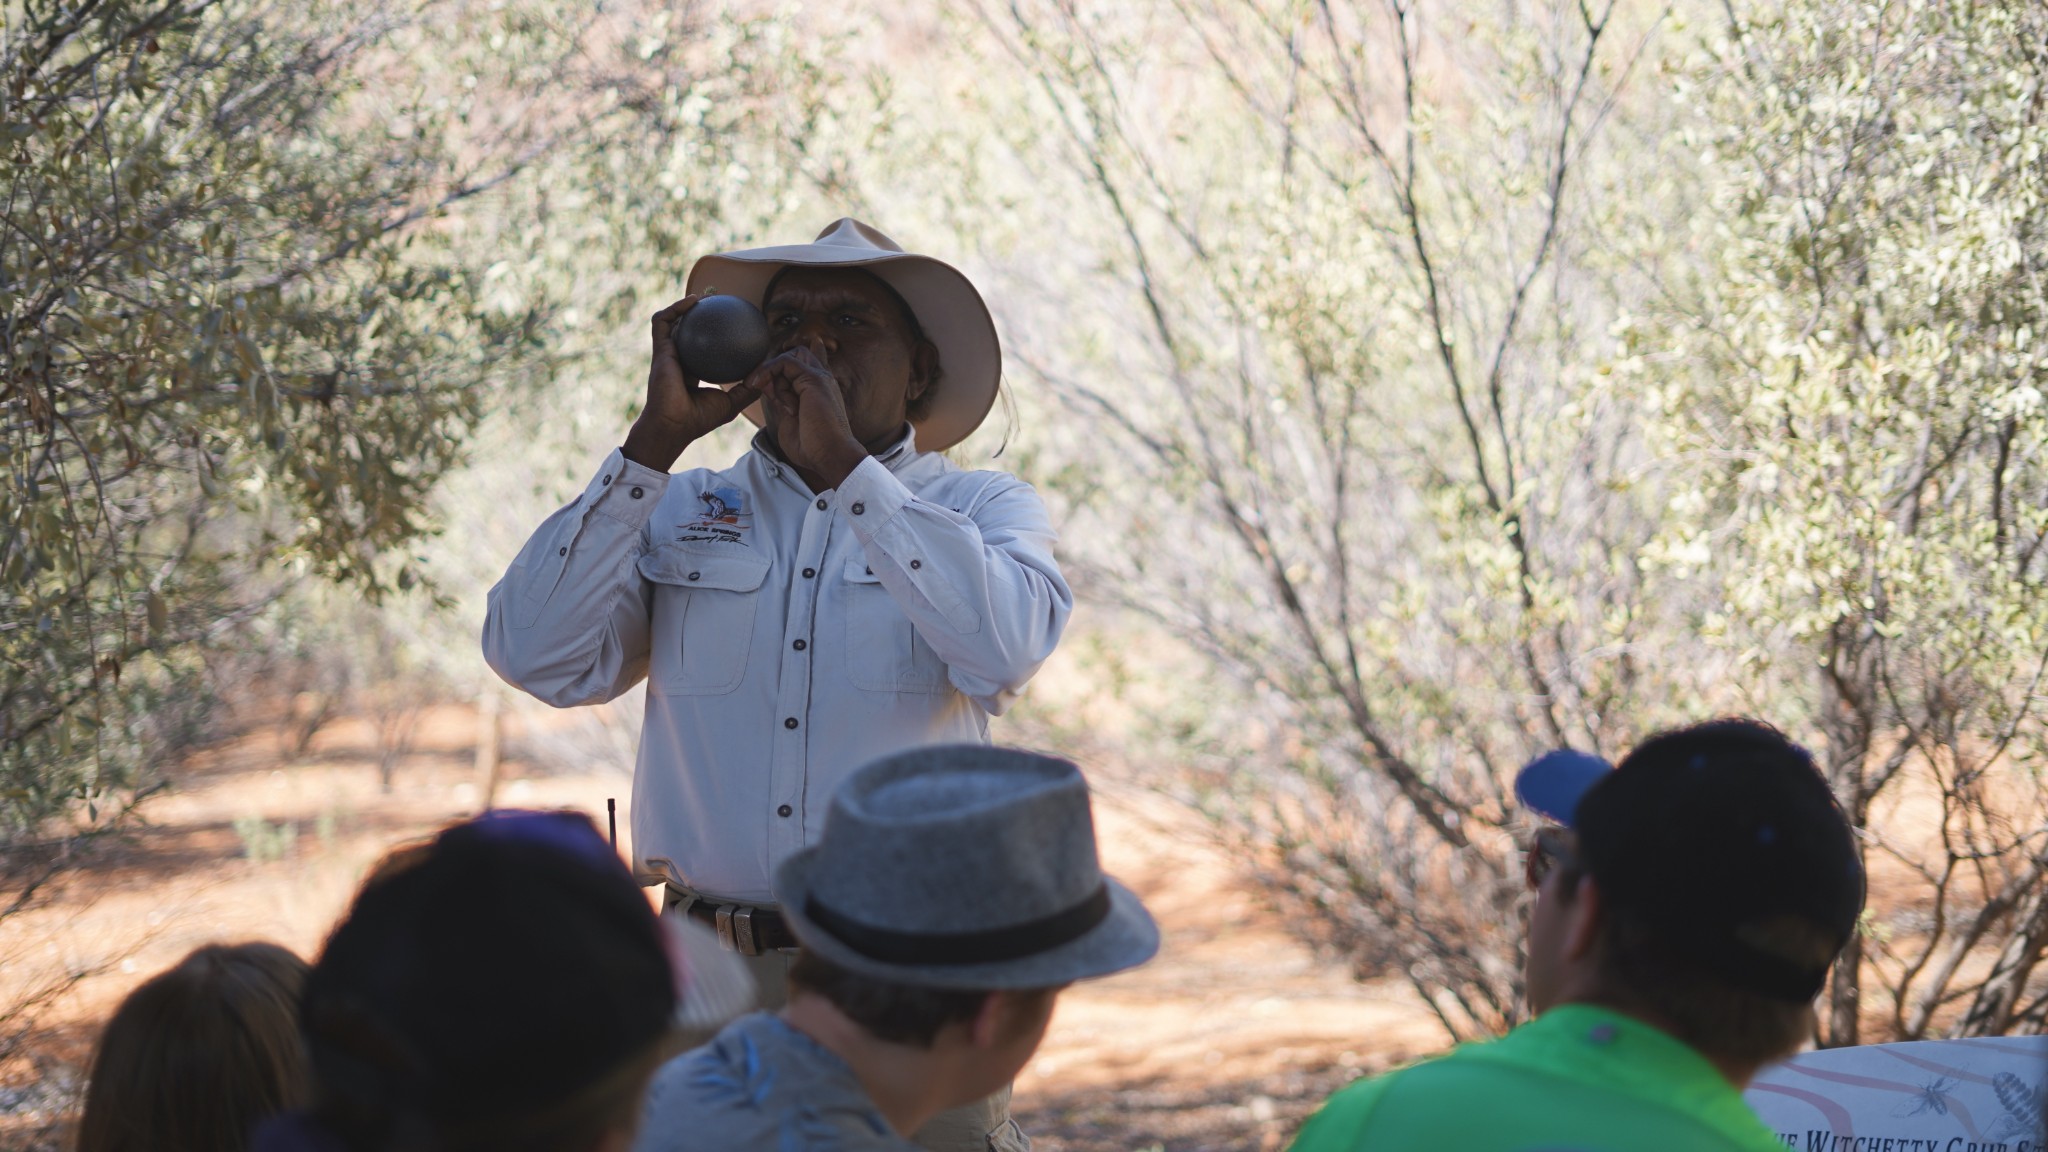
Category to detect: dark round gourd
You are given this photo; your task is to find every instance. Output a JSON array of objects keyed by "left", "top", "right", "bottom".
[{"left": 671, "top": 294, "right": 772, "bottom": 384}]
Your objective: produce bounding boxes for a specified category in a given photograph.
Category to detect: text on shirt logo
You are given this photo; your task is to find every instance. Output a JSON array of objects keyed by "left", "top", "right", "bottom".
[{"left": 679, "top": 487, "right": 752, "bottom": 546}]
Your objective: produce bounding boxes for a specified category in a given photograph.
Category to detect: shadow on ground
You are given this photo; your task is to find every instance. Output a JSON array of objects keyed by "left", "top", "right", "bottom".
[{"left": 1014, "top": 1065, "right": 1367, "bottom": 1152}]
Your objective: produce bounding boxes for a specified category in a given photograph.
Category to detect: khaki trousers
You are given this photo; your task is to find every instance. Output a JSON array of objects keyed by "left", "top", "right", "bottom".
[{"left": 730, "top": 948, "right": 1029, "bottom": 1152}]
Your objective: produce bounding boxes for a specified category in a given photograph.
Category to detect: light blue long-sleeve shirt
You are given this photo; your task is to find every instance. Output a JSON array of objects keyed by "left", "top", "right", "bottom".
[{"left": 482, "top": 429, "right": 1072, "bottom": 903}]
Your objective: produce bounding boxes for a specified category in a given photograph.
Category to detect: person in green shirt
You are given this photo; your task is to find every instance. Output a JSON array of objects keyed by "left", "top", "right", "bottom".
[{"left": 1290, "top": 719, "right": 1867, "bottom": 1152}]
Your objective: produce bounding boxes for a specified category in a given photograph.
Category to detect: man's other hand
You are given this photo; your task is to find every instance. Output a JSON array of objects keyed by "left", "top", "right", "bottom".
[
  {"left": 622, "top": 296, "right": 765, "bottom": 472},
  {"left": 757, "top": 341, "right": 869, "bottom": 490}
]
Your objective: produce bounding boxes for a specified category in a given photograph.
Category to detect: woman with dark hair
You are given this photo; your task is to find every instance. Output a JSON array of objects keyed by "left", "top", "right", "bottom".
[
  {"left": 77, "top": 942, "right": 312, "bottom": 1152},
  {"left": 256, "top": 809, "right": 691, "bottom": 1152}
]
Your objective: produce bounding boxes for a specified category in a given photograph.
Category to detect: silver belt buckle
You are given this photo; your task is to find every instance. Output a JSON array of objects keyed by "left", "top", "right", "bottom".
[{"left": 713, "top": 904, "right": 759, "bottom": 956}]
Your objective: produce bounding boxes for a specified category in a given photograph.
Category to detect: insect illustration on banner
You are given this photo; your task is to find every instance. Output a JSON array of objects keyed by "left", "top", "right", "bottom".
[
  {"left": 1891, "top": 1076, "right": 1958, "bottom": 1119},
  {"left": 1990, "top": 1072, "right": 2045, "bottom": 1143}
]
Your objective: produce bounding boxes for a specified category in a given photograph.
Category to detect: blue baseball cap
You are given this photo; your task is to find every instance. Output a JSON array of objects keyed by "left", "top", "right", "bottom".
[{"left": 1513, "top": 748, "right": 1615, "bottom": 826}]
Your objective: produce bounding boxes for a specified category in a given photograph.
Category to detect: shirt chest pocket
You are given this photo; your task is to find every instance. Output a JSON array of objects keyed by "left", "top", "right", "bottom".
[
  {"left": 638, "top": 546, "right": 771, "bottom": 695},
  {"left": 842, "top": 560, "right": 949, "bottom": 695}
]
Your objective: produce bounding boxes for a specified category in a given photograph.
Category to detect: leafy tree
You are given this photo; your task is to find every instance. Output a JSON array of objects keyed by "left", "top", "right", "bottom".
[
  {"left": 3, "top": 0, "right": 521, "bottom": 840},
  {"left": 1, "top": 0, "right": 834, "bottom": 841},
  {"left": 940, "top": 0, "right": 1684, "bottom": 1039},
  {"left": 933, "top": 0, "right": 2048, "bottom": 1043},
  {"left": 1641, "top": 0, "right": 2048, "bottom": 1041}
]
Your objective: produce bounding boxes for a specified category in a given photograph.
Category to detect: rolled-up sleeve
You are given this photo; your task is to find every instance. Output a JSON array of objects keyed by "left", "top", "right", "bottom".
[
  {"left": 838, "top": 457, "right": 1072, "bottom": 714},
  {"left": 482, "top": 449, "right": 670, "bottom": 707}
]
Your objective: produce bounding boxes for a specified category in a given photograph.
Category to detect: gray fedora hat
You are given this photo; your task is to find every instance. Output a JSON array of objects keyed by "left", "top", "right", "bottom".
[
  {"left": 773, "top": 746, "right": 1159, "bottom": 989},
  {"left": 686, "top": 218, "right": 1001, "bottom": 454}
]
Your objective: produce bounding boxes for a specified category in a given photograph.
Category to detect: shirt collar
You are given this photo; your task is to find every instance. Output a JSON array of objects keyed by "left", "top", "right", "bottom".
[
  {"left": 750, "top": 425, "right": 919, "bottom": 496},
  {"left": 755, "top": 1014, "right": 888, "bottom": 1115},
  {"left": 872, "top": 424, "right": 918, "bottom": 467},
  {"left": 1488, "top": 1003, "right": 1773, "bottom": 1144}
]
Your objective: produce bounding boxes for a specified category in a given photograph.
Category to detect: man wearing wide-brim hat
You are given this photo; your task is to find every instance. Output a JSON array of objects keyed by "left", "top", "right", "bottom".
[
  {"left": 483, "top": 221, "right": 1073, "bottom": 1149},
  {"left": 632, "top": 745, "right": 1161, "bottom": 1152}
]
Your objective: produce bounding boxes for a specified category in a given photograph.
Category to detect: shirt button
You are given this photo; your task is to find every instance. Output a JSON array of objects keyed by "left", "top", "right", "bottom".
[
  {"left": 851, "top": 502, "right": 865, "bottom": 515},
  {"left": 777, "top": 805, "right": 793, "bottom": 818},
  {"left": 783, "top": 717, "right": 799, "bottom": 730},
  {"left": 558, "top": 546, "right": 567, "bottom": 556},
  {"left": 910, "top": 559, "right": 921, "bottom": 569},
  {"left": 802, "top": 567, "right": 816, "bottom": 579},
  {"left": 602, "top": 474, "right": 612, "bottom": 485},
  {"left": 687, "top": 571, "right": 700, "bottom": 581},
  {"left": 630, "top": 486, "right": 644, "bottom": 499},
  {"left": 1588, "top": 1024, "right": 1618, "bottom": 1045},
  {"left": 816, "top": 499, "right": 827, "bottom": 510},
  {"left": 792, "top": 639, "right": 807, "bottom": 651}
]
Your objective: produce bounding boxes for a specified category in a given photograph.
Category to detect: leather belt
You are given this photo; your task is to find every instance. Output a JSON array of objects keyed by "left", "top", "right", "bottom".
[{"left": 684, "top": 900, "right": 799, "bottom": 956}]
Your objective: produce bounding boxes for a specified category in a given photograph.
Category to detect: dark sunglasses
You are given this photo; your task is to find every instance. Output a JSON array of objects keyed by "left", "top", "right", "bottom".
[{"left": 1524, "top": 825, "right": 1581, "bottom": 890}]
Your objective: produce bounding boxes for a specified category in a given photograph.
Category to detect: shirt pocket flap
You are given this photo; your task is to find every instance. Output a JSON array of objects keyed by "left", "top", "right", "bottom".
[
  {"left": 638, "top": 546, "right": 771, "bottom": 592},
  {"left": 842, "top": 558, "right": 883, "bottom": 584}
]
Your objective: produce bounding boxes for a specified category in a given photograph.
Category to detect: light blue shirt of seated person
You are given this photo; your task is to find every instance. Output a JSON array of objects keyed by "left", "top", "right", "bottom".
[{"left": 634, "top": 1011, "right": 921, "bottom": 1152}]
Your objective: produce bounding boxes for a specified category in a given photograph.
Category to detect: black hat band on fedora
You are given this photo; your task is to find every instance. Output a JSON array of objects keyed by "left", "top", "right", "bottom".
[{"left": 804, "top": 884, "right": 1112, "bottom": 967}]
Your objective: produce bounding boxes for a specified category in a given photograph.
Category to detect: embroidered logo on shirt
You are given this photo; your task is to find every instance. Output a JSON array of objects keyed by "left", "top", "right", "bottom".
[{"left": 679, "top": 487, "right": 751, "bottom": 546}]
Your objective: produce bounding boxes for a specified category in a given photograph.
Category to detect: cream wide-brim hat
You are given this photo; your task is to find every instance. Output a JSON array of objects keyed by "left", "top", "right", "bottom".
[{"left": 684, "top": 218, "right": 1001, "bottom": 454}]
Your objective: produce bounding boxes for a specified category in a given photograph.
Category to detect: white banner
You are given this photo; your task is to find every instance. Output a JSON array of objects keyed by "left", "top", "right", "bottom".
[{"left": 1745, "top": 1035, "right": 2048, "bottom": 1152}]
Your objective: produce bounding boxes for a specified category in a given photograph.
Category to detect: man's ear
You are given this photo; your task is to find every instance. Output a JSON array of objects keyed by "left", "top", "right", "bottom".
[
  {"left": 1562, "top": 873, "right": 1604, "bottom": 963},
  {"left": 906, "top": 339, "right": 939, "bottom": 408},
  {"left": 965, "top": 990, "right": 1006, "bottom": 1049}
]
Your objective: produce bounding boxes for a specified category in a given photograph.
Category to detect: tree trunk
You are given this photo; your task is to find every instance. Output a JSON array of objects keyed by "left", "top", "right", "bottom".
[
  {"left": 1819, "top": 622, "right": 1876, "bottom": 1047},
  {"left": 1957, "top": 880, "right": 2048, "bottom": 1036}
]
